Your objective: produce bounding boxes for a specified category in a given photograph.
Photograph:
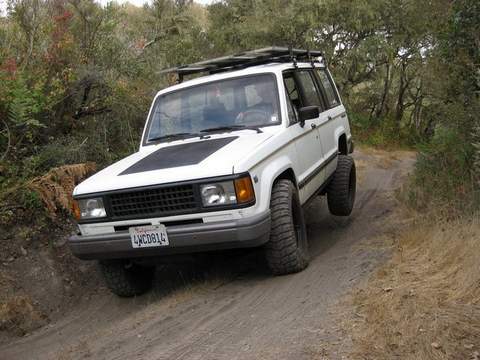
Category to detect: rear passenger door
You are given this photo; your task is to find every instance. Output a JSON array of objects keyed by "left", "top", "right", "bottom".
[
  {"left": 283, "top": 69, "right": 327, "bottom": 203},
  {"left": 313, "top": 67, "right": 345, "bottom": 177}
]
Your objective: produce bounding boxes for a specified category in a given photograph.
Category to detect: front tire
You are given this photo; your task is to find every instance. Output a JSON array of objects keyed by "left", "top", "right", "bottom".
[
  {"left": 265, "top": 179, "right": 309, "bottom": 275},
  {"left": 327, "top": 155, "right": 356, "bottom": 216},
  {"left": 99, "top": 260, "right": 155, "bottom": 297}
]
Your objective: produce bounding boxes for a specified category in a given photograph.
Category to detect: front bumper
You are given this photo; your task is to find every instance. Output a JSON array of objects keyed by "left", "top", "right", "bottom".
[{"left": 69, "top": 211, "right": 271, "bottom": 260}]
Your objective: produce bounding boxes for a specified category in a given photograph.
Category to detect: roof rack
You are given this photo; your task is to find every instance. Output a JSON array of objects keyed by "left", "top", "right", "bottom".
[{"left": 159, "top": 46, "right": 324, "bottom": 81}]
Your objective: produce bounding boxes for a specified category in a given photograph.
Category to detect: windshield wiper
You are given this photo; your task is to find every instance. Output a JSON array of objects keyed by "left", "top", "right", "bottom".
[
  {"left": 200, "top": 125, "right": 263, "bottom": 134},
  {"left": 148, "top": 132, "right": 199, "bottom": 143}
]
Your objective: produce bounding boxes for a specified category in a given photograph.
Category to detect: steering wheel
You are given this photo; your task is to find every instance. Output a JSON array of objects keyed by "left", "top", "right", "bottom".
[{"left": 235, "top": 109, "right": 269, "bottom": 124}]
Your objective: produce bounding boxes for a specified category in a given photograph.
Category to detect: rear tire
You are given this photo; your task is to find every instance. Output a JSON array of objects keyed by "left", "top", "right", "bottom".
[
  {"left": 327, "top": 155, "right": 356, "bottom": 216},
  {"left": 99, "top": 260, "right": 155, "bottom": 297},
  {"left": 265, "top": 179, "right": 309, "bottom": 275}
]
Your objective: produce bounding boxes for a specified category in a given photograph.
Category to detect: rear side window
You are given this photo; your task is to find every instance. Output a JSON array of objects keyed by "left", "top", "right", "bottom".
[
  {"left": 315, "top": 69, "right": 340, "bottom": 108},
  {"left": 296, "top": 70, "right": 323, "bottom": 109}
]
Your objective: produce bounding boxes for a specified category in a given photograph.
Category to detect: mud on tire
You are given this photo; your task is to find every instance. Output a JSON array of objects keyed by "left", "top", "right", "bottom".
[
  {"left": 327, "top": 154, "right": 356, "bottom": 216},
  {"left": 265, "top": 179, "right": 309, "bottom": 275},
  {"left": 99, "top": 260, "right": 155, "bottom": 297}
]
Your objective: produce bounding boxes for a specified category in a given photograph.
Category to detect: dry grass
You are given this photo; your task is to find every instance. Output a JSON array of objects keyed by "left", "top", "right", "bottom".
[
  {"left": 346, "top": 216, "right": 480, "bottom": 359},
  {"left": 0, "top": 296, "right": 47, "bottom": 336}
]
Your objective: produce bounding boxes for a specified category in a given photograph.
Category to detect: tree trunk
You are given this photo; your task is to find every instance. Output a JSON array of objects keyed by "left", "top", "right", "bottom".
[
  {"left": 375, "top": 61, "right": 391, "bottom": 119},
  {"left": 395, "top": 62, "right": 408, "bottom": 126}
]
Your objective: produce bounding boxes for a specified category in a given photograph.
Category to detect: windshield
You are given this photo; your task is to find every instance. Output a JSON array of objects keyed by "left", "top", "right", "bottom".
[{"left": 145, "top": 74, "right": 280, "bottom": 143}]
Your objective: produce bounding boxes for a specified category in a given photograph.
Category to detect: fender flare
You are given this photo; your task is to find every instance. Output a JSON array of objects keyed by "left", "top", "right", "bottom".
[
  {"left": 334, "top": 126, "right": 347, "bottom": 152},
  {"left": 251, "top": 155, "right": 297, "bottom": 210}
]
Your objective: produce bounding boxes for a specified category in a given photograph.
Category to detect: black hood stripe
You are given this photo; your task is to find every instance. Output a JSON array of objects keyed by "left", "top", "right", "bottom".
[{"left": 120, "top": 137, "right": 238, "bottom": 175}]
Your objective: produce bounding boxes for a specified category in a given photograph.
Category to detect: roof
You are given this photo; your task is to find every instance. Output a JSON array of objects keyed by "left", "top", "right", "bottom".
[{"left": 160, "top": 46, "right": 324, "bottom": 79}]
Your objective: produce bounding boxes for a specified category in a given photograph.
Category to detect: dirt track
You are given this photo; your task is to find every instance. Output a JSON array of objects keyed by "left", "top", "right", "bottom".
[{"left": 0, "top": 148, "right": 416, "bottom": 360}]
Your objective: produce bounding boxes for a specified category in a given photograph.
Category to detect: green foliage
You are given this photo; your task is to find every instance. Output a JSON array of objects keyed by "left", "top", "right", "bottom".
[
  {"left": 18, "top": 188, "right": 42, "bottom": 210},
  {"left": 349, "top": 112, "right": 417, "bottom": 149},
  {"left": 6, "top": 76, "right": 46, "bottom": 135},
  {"left": 409, "top": 125, "right": 479, "bottom": 213}
]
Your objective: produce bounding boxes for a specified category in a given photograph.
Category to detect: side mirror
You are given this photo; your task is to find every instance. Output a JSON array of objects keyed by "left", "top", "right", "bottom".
[{"left": 298, "top": 106, "right": 319, "bottom": 127}]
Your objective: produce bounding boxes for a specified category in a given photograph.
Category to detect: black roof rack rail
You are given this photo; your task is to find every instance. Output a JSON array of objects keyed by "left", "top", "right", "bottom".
[{"left": 159, "top": 46, "right": 324, "bottom": 80}]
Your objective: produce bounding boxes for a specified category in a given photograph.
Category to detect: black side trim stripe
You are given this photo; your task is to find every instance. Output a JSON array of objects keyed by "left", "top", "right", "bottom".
[{"left": 298, "top": 152, "right": 338, "bottom": 189}]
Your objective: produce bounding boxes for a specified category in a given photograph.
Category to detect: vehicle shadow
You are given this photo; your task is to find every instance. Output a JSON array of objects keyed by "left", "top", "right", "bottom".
[
  {"left": 141, "top": 196, "right": 351, "bottom": 302},
  {"left": 147, "top": 248, "right": 270, "bottom": 299}
]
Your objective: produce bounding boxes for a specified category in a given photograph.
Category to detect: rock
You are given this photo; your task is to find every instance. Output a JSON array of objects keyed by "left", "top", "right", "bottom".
[
  {"left": 464, "top": 344, "right": 474, "bottom": 350},
  {"left": 20, "top": 246, "right": 27, "bottom": 256},
  {"left": 383, "top": 287, "right": 393, "bottom": 292},
  {"left": 53, "top": 238, "right": 67, "bottom": 248},
  {"left": 431, "top": 342, "right": 441, "bottom": 349}
]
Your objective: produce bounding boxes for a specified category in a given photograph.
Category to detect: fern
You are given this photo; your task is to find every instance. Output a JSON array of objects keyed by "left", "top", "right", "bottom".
[
  {"left": 6, "top": 80, "right": 45, "bottom": 130},
  {"left": 27, "top": 163, "right": 97, "bottom": 218}
]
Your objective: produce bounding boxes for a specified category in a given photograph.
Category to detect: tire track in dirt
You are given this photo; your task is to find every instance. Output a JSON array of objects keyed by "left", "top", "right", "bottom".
[{"left": 0, "top": 148, "right": 416, "bottom": 360}]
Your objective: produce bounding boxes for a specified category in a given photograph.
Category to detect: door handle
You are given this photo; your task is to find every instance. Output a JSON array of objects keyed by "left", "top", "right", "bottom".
[{"left": 311, "top": 123, "right": 317, "bottom": 129}]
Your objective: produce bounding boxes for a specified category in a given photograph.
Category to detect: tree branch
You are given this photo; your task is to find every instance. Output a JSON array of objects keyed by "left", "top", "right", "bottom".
[{"left": 0, "top": 118, "right": 11, "bottom": 162}]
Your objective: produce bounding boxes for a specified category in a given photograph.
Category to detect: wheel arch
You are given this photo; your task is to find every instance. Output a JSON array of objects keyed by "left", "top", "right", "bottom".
[
  {"left": 251, "top": 156, "right": 299, "bottom": 212},
  {"left": 274, "top": 168, "right": 297, "bottom": 187},
  {"left": 335, "top": 127, "right": 348, "bottom": 155}
]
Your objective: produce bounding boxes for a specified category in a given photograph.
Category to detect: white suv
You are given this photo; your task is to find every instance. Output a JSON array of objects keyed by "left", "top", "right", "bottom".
[{"left": 69, "top": 47, "right": 356, "bottom": 297}]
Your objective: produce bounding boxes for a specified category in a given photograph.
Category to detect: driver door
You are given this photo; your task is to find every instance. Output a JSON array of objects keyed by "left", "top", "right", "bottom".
[{"left": 284, "top": 70, "right": 326, "bottom": 203}]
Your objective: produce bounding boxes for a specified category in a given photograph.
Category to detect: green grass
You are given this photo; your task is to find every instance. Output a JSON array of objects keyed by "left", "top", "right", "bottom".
[{"left": 349, "top": 111, "right": 418, "bottom": 150}]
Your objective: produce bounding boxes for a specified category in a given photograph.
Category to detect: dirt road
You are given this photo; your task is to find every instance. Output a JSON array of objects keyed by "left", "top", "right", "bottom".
[{"left": 0, "top": 148, "right": 415, "bottom": 360}]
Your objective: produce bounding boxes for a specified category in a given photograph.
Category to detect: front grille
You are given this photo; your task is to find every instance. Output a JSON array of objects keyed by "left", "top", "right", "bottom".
[{"left": 108, "top": 184, "right": 198, "bottom": 218}]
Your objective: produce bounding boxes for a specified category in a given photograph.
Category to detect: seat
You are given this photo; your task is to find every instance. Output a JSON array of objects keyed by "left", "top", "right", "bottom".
[{"left": 202, "top": 103, "right": 231, "bottom": 127}]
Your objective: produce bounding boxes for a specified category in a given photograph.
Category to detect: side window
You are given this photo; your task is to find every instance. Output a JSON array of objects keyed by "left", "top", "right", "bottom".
[
  {"left": 285, "top": 89, "right": 298, "bottom": 124},
  {"left": 283, "top": 73, "right": 300, "bottom": 125},
  {"left": 296, "top": 70, "right": 323, "bottom": 109},
  {"left": 315, "top": 69, "right": 340, "bottom": 108},
  {"left": 284, "top": 74, "right": 301, "bottom": 109}
]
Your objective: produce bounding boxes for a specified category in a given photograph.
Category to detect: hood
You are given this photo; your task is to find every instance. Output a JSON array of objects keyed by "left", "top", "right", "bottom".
[{"left": 74, "top": 132, "right": 273, "bottom": 196}]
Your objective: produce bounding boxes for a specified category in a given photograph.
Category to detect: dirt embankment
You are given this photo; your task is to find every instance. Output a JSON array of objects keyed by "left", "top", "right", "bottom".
[
  {"left": 0, "top": 221, "right": 102, "bottom": 340},
  {"left": 0, "top": 164, "right": 101, "bottom": 339},
  {"left": 343, "top": 216, "right": 480, "bottom": 359},
  {"left": 5, "top": 147, "right": 475, "bottom": 360}
]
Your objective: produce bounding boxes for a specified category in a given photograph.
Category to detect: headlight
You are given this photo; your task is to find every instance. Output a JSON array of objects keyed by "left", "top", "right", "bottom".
[
  {"left": 74, "top": 198, "right": 107, "bottom": 219},
  {"left": 200, "top": 175, "right": 255, "bottom": 207},
  {"left": 200, "top": 181, "right": 237, "bottom": 207}
]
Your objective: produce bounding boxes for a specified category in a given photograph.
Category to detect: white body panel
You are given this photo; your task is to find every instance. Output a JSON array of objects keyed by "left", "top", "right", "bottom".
[
  {"left": 73, "top": 131, "right": 275, "bottom": 195},
  {"left": 74, "top": 62, "right": 352, "bottom": 236}
]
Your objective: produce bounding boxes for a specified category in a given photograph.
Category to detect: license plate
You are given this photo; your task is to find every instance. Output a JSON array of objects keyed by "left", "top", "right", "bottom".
[{"left": 129, "top": 225, "right": 169, "bottom": 248}]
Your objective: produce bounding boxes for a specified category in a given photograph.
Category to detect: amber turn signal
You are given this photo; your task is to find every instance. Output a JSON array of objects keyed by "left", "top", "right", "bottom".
[
  {"left": 71, "top": 200, "right": 81, "bottom": 220},
  {"left": 234, "top": 176, "right": 255, "bottom": 204}
]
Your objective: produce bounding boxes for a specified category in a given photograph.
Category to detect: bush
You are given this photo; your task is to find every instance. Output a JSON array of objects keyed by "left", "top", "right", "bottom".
[
  {"left": 349, "top": 111, "right": 418, "bottom": 149},
  {"left": 408, "top": 125, "right": 480, "bottom": 214}
]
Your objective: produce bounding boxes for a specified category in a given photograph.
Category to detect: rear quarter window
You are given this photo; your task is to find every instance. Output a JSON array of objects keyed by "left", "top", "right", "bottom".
[
  {"left": 315, "top": 69, "right": 340, "bottom": 108},
  {"left": 296, "top": 70, "right": 323, "bottom": 108}
]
